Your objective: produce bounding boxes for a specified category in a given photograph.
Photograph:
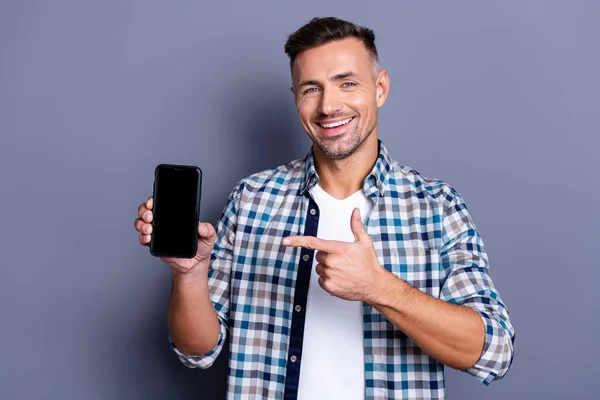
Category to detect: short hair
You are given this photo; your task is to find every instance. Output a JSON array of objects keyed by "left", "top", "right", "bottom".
[{"left": 284, "top": 17, "right": 380, "bottom": 74}]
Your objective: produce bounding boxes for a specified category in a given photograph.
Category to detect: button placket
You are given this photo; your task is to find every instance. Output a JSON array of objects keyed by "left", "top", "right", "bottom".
[{"left": 283, "top": 198, "right": 320, "bottom": 398}]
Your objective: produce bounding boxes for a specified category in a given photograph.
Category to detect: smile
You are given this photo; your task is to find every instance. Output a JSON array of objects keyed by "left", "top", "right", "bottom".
[{"left": 317, "top": 117, "right": 355, "bottom": 128}]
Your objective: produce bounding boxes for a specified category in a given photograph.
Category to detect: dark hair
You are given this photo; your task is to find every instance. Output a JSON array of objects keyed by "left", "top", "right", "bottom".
[{"left": 284, "top": 17, "right": 379, "bottom": 71}]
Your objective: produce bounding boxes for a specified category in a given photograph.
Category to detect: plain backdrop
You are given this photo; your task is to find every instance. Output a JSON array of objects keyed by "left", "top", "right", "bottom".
[{"left": 1, "top": 1, "right": 599, "bottom": 399}]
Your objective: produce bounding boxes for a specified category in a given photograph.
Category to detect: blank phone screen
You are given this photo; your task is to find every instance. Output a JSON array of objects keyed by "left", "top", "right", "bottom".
[{"left": 151, "top": 166, "right": 200, "bottom": 258}]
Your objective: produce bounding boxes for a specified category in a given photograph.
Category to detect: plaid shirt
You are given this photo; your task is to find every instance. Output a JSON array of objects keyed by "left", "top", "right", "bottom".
[{"left": 170, "top": 140, "right": 515, "bottom": 399}]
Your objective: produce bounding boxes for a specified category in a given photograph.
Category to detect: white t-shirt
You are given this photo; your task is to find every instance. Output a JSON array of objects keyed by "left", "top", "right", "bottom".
[{"left": 297, "top": 183, "right": 374, "bottom": 400}]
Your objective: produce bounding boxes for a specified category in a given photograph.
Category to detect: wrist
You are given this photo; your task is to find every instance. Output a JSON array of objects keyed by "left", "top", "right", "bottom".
[
  {"left": 365, "top": 267, "right": 409, "bottom": 308},
  {"left": 172, "top": 264, "right": 209, "bottom": 284}
]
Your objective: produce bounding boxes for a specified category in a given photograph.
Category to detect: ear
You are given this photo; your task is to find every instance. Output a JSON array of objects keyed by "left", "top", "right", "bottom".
[{"left": 375, "top": 70, "right": 390, "bottom": 108}]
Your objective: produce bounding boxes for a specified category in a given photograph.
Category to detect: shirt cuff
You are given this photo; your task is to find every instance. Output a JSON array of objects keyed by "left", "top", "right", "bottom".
[
  {"left": 168, "top": 319, "right": 227, "bottom": 369},
  {"left": 466, "top": 310, "right": 514, "bottom": 385}
]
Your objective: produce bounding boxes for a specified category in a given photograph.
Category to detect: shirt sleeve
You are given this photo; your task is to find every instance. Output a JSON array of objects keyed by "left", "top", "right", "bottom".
[
  {"left": 438, "top": 186, "right": 515, "bottom": 385},
  {"left": 169, "top": 182, "right": 242, "bottom": 369}
]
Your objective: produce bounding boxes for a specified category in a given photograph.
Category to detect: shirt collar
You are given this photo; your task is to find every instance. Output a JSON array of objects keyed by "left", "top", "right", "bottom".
[{"left": 300, "top": 139, "right": 392, "bottom": 199}]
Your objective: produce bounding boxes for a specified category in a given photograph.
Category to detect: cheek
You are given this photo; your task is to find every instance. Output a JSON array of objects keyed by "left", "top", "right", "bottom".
[
  {"left": 297, "top": 99, "right": 317, "bottom": 121},
  {"left": 342, "top": 91, "right": 373, "bottom": 115}
]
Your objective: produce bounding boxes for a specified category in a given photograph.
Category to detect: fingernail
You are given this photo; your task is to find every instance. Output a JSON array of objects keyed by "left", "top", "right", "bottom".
[
  {"left": 144, "top": 225, "right": 152, "bottom": 234},
  {"left": 143, "top": 211, "right": 150, "bottom": 221},
  {"left": 200, "top": 223, "right": 207, "bottom": 234},
  {"left": 282, "top": 238, "right": 290, "bottom": 245}
]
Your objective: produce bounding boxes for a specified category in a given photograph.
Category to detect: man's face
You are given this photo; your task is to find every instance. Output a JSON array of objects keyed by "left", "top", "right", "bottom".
[{"left": 291, "top": 38, "right": 389, "bottom": 160}]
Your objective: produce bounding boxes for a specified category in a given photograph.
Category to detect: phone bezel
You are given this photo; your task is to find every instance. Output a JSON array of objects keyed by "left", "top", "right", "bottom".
[{"left": 149, "top": 163, "right": 202, "bottom": 259}]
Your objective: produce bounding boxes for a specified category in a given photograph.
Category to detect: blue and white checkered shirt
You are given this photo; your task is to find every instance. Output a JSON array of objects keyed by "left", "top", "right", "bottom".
[{"left": 170, "top": 140, "right": 515, "bottom": 399}]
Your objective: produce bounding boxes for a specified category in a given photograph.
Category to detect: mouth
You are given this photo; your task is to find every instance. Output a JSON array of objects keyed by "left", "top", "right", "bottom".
[{"left": 314, "top": 116, "right": 356, "bottom": 136}]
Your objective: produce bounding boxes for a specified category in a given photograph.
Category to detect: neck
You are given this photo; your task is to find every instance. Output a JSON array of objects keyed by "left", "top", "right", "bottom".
[{"left": 313, "top": 133, "right": 379, "bottom": 200}]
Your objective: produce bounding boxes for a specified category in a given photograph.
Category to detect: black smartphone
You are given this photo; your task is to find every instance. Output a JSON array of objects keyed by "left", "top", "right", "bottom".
[{"left": 150, "top": 164, "right": 202, "bottom": 258}]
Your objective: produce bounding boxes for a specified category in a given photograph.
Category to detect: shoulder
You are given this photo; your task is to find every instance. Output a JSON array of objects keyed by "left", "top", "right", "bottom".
[
  {"left": 386, "top": 160, "right": 465, "bottom": 210},
  {"left": 231, "top": 156, "right": 307, "bottom": 200}
]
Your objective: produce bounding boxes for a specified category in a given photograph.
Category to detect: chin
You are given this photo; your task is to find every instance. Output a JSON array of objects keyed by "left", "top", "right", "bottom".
[{"left": 318, "top": 136, "right": 362, "bottom": 160}]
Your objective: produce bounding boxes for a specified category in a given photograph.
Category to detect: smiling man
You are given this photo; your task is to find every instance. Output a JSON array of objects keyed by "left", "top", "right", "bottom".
[{"left": 134, "top": 16, "right": 514, "bottom": 400}]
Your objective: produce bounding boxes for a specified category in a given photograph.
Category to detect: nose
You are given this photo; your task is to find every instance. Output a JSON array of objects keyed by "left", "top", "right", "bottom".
[{"left": 318, "top": 86, "right": 343, "bottom": 116}]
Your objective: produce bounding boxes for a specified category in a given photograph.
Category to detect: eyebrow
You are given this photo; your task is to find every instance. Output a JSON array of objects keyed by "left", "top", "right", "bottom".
[{"left": 298, "top": 71, "right": 357, "bottom": 88}]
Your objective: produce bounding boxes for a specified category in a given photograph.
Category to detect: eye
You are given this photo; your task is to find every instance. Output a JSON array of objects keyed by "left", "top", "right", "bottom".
[
  {"left": 342, "top": 82, "right": 356, "bottom": 88},
  {"left": 304, "top": 87, "right": 319, "bottom": 94}
]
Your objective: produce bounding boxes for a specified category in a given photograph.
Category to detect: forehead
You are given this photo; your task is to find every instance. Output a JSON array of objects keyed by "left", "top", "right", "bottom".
[{"left": 292, "top": 38, "right": 372, "bottom": 81}]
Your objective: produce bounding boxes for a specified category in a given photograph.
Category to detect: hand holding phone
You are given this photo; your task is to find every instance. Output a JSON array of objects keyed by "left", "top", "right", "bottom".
[
  {"left": 133, "top": 164, "right": 216, "bottom": 274},
  {"left": 149, "top": 164, "right": 202, "bottom": 258}
]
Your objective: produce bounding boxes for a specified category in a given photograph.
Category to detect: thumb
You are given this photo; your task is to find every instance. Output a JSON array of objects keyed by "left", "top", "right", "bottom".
[
  {"left": 196, "top": 222, "right": 217, "bottom": 261},
  {"left": 198, "top": 222, "right": 217, "bottom": 244},
  {"left": 350, "top": 208, "right": 369, "bottom": 242}
]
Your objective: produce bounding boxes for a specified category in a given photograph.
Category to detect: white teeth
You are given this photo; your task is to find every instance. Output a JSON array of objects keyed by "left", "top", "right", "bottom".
[{"left": 320, "top": 117, "right": 353, "bottom": 128}]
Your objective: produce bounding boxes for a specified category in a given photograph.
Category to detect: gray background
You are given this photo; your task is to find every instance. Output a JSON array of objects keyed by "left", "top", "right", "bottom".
[{"left": 1, "top": 1, "right": 598, "bottom": 399}]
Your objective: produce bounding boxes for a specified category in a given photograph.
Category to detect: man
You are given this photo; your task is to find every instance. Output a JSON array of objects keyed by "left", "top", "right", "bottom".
[{"left": 134, "top": 17, "right": 514, "bottom": 400}]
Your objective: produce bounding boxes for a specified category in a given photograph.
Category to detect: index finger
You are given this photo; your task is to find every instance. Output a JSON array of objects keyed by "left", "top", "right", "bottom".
[{"left": 282, "top": 236, "right": 341, "bottom": 253}]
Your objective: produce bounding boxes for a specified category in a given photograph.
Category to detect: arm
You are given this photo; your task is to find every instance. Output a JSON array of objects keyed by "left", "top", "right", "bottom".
[
  {"left": 435, "top": 189, "right": 514, "bottom": 383},
  {"left": 167, "top": 183, "right": 242, "bottom": 368},
  {"left": 168, "top": 264, "right": 221, "bottom": 356},
  {"left": 367, "top": 188, "right": 514, "bottom": 383},
  {"left": 367, "top": 271, "right": 485, "bottom": 371},
  {"left": 136, "top": 186, "right": 241, "bottom": 368}
]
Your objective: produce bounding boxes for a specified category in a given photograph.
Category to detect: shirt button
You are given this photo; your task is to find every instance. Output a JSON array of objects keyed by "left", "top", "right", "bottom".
[
  {"left": 302, "top": 254, "right": 310, "bottom": 262},
  {"left": 295, "top": 305, "right": 302, "bottom": 312},
  {"left": 309, "top": 208, "right": 316, "bottom": 215},
  {"left": 290, "top": 355, "right": 297, "bottom": 362}
]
